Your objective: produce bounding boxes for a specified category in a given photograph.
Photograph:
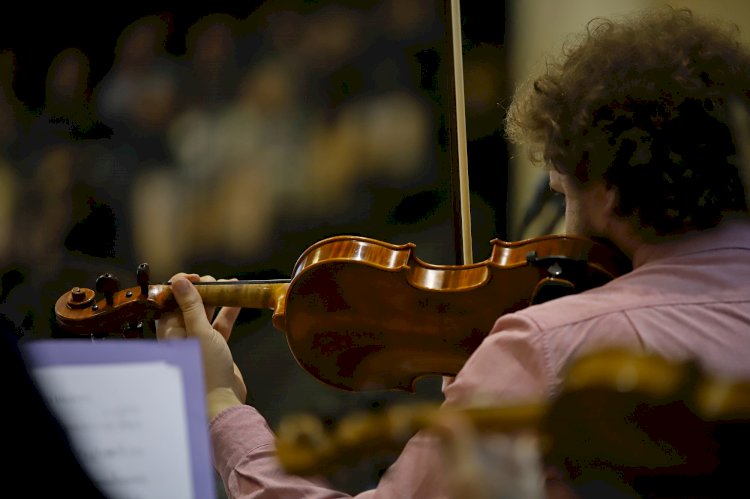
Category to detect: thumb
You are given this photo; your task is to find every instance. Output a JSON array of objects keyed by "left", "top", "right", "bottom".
[{"left": 171, "top": 276, "right": 211, "bottom": 336}]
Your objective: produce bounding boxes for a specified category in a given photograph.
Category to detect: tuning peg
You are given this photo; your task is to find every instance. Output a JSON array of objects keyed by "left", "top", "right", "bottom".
[
  {"left": 95, "top": 273, "right": 120, "bottom": 306},
  {"left": 66, "top": 286, "right": 95, "bottom": 309},
  {"left": 136, "top": 263, "right": 150, "bottom": 295}
]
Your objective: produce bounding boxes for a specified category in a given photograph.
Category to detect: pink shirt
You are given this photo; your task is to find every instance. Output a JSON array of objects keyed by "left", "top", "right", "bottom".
[{"left": 210, "top": 217, "right": 750, "bottom": 498}]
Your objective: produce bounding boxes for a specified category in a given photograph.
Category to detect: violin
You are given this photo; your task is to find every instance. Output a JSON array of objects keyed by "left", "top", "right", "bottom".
[
  {"left": 55, "top": 0, "right": 632, "bottom": 393},
  {"left": 54, "top": 233, "right": 631, "bottom": 392}
]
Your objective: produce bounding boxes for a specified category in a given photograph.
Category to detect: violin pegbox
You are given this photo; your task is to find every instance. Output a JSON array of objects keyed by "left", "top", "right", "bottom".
[{"left": 55, "top": 263, "right": 157, "bottom": 338}]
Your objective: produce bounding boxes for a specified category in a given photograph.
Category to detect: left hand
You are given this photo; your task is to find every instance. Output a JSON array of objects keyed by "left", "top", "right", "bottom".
[{"left": 155, "top": 273, "right": 246, "bottom": 417}]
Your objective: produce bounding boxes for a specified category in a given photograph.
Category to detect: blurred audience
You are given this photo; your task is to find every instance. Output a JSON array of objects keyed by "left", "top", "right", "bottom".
[
  {"left": 3, "top": 1, "right": 450, "bottom": 352},
  {"left": 0, "top": 2, "right": 494, "bottom": 495}
]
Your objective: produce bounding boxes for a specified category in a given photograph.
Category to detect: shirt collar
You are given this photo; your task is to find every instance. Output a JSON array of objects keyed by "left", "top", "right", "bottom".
[{"left": 632, "top": 216, "right": 750, "bottom": 268}]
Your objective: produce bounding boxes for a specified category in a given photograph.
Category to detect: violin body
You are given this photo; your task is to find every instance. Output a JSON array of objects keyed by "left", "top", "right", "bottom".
[{"left": 54, "top": 234, "right": 631, "bottom": 391}]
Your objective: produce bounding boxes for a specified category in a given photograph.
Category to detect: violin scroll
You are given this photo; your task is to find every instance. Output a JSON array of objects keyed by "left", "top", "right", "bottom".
[
  {"left": 275, "top": 347, "right": 750, "bottom": 491},
  {"left": 55, "top": 263, "right": 172, "bottom": 337}
]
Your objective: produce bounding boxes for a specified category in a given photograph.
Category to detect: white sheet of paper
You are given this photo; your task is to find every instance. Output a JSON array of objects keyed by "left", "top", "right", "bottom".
[{"left": 32, "top": 362, "right": 194, "bottom": 499}]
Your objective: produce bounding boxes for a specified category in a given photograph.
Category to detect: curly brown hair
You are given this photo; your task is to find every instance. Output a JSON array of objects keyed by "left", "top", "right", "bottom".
[{"left": 505, "top": 6, "right": 750, "bottom": 234}]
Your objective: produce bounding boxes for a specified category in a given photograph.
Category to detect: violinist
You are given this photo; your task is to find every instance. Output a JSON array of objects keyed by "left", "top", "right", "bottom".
[{"left": 156, "top": 6, "right": 750, "bottom": 498}]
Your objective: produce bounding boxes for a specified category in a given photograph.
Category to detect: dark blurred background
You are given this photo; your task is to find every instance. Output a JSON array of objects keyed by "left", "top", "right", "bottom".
[{"left": 0, "top": 0, "right": 511, "bottom": 494}]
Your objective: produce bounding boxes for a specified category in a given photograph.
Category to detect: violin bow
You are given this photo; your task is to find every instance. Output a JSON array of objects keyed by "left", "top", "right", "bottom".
[{"left": 446, "top": 0, "right": 474, "bottom": 266}]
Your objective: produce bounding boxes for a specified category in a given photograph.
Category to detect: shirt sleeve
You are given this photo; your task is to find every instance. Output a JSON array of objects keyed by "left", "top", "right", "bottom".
[
  {"left": 210, "top": 405, "right": 364, "bottom": 498},
  {"left": 444, "top": 311, "right": 551, "bottom": 406},
  {"left": 209, "top": 312, "right": 552, "bottom": 499}
]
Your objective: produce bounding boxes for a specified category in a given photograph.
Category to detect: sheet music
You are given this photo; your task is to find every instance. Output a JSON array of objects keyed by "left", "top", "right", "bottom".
[
  {"left": 32, "top": 361, "right": 195, "bottom": 499},
  {"left": 22, "top": 339, "right": 215, "bottom": 498}
]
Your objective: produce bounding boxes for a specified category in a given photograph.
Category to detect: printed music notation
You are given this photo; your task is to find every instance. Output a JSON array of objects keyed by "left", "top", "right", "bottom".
[{"left": 23, "top": 339, "right": 216, "bottom": 499}]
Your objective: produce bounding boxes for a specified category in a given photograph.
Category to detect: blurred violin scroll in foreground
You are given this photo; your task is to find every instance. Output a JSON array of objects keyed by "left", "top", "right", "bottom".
[
  {"left": 54, "top": 234, "right": 631, "bottom": 392},
  {"left": 275, "top": 348, "right": 750, "bottom": 498}
]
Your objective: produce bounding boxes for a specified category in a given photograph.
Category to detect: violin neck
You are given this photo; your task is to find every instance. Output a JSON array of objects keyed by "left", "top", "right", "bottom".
[{"left": 190, "top": 280, "right": 290, "bottom": 311}]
